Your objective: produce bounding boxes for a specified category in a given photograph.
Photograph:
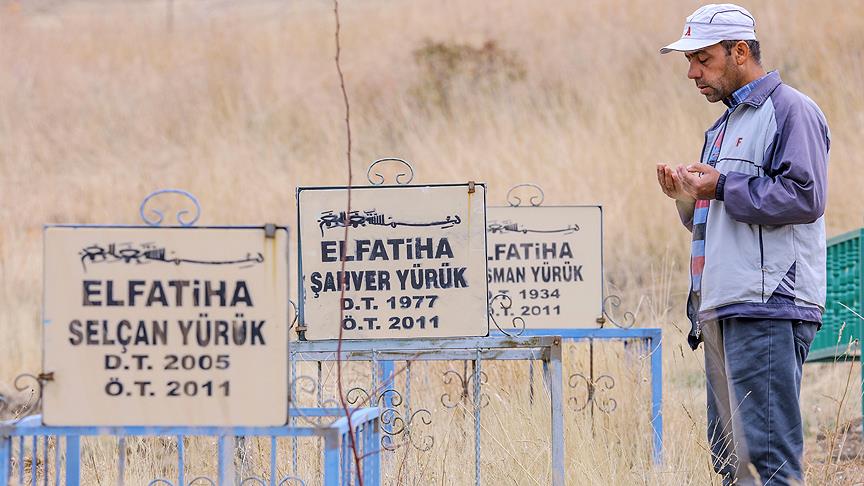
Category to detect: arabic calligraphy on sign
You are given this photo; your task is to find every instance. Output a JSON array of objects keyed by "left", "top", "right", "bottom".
[
  {"left": 487, "top": 221, "right": 580, "bottom": 235},
  {"left": 317, "top": 210, "right": 461, "bottom": 236},
  {"left": 79, "top": 243, "right": 264, "bottom": 272}
]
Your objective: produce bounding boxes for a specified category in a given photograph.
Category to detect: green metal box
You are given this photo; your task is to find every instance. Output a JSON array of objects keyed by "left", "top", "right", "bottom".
[{"left": 807, "top": 228, "right": 864, "bottom": 362}]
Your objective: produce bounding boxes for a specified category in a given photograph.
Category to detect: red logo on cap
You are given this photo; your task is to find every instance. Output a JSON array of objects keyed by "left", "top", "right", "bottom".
[{"left": 684, "top": 26, "right": 692, "bottom": 37}]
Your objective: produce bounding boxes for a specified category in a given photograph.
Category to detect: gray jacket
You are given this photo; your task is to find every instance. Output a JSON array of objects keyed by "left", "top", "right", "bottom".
[{"left": 679, "top": 71, "right": 830, "bottom": 329}]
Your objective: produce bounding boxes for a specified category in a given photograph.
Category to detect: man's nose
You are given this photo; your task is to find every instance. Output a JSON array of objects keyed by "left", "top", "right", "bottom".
[{"left": 687, "top": 63, "right": 701, "bottom": 80}]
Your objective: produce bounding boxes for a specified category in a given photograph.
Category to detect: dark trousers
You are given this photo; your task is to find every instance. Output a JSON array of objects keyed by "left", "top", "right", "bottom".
[{"left": 702, "top": 317, "right": 817, "bottom": 485}]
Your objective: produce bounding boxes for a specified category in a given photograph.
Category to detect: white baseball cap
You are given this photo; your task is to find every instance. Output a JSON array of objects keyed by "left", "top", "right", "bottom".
[{"left": 660, "top": 4, "right": 757, "bottom": 54}]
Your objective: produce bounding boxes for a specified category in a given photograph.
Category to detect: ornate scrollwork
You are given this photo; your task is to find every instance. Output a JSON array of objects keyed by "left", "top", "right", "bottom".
[
  {"left": 346, "top": 387, "right": 399, "bottom": 410},
  {"left": 289, "top": 375, "right": 341, "bottom": 426},
  {"left": 147, "top": 475, "right": 304, "bottom": 486},
  {"left": 0, "top": 373, "right": 46, "bottom": 421},
  {"left": 506, "top": 183, "right": 545, "bottom": 207},
  {"left": 15, "top": 373, "right": 43, "bottom": 412},
  {"left": 440, "top": 368, "right": 489, "bottom": 409},
  {"left": 382, "top": 409, "right": 433, "bottom": 452},
  {"left": 187, "top": 477, "right": 217, "bottom": 486},
  {"left": 346, "top": 387, "right": 433, "bottom": 452},
  {"left": 366, "top": 158, "right": 415, "bottom": 186},
  {"left": 288, "top": 299, "right": 299, "bottom": 331},
  {"left": 488, "top": 293, "right": 526, "bottom": 337},
  {"left": 290, "top": 374, "right": 319, "bottom": 400},
  {"left": 139, "top": 189, "right": 201, "bottom": 227},
  {"left": 602, "top": 295, "right": 636, "bottom": 329},
  {"left": 568, "top": 373, "right": 617, "bottom": 414}
]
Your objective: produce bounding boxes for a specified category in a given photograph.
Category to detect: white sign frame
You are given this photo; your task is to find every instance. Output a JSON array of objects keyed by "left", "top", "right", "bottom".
[
  {"left": 297, "top": 183, "right": 490, "bottom": 341},
  {"left": 486, "top": 205, "right": 604, "bottom": 328},
  {"left": 42, "top": 224, "right": 290, "bottom": 427}
]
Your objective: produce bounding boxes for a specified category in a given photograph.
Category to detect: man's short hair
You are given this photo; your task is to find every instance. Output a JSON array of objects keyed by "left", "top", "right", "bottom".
[{"left": 720, "top": 40, "right": 761, "bottom": 65}]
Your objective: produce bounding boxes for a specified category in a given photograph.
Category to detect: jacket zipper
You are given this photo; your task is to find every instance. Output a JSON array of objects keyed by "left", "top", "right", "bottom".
[
  {"left": 757, "top": 155, "right": 765, "bottom": 302},
  {"left": 759, "top": 225, "right": 765, "bottom": 301}
]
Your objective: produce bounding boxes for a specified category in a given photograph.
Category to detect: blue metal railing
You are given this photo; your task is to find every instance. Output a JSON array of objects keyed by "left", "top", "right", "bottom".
[
  {"left": 491, "top": 327, "right": 664, "bottom": 464},
  {"left": 0, "top": 408, "right": 381, "bottom": 486}
]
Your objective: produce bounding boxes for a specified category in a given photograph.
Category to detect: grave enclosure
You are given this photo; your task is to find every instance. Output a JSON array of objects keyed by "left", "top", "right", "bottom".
[{"left": 1, "top": 160, "right": 663, "bottom": 485}]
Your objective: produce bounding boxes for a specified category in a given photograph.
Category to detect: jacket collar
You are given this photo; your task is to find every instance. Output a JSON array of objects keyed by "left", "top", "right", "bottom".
[
  {"left": 705, "top": 71, "right": 783, "bottom": 133},
  {"left": 723, "top": 70, "right": 782, "bottom": 109}
]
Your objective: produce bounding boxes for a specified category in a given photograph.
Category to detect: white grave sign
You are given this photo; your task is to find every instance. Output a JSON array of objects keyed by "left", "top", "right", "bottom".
[
  {"left": 487, "top": 206, "right": 602, "bottom": 328},
  {"left": 43, "top": 226, "right": 289, "bottom": 426},
  {"left": 298, "top": 184, "right": 488, "bottom": 340}
]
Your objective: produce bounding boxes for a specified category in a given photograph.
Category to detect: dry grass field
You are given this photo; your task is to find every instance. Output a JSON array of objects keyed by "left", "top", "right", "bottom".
[{"left": 1, "top": 0, "right": 864, "bottom": 484}]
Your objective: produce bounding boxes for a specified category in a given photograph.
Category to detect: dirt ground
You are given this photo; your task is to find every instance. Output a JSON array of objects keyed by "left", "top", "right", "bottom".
[{"left": 809, "top": 417, "right": 864, "bottom": 485}]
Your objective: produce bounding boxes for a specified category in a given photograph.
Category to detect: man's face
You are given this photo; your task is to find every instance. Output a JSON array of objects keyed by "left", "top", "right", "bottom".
[{"left": 684, "top": 43, "right": 740, "bottom": 103}]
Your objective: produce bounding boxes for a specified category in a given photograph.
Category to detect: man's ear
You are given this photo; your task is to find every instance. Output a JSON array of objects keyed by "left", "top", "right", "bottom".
[{"left": 735, "top": 41, "right": 750, "bottom": 65}]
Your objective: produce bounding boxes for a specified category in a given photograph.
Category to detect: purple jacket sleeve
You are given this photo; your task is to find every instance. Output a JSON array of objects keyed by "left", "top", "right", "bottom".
[{"left": 722, "top": 90, "right": 829, "bottom": 225}]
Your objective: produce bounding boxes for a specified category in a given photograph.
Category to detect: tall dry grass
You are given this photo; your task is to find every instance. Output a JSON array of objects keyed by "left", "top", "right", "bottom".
[{"left": 1, "top": 0, "right": 863, "bottom": 484}]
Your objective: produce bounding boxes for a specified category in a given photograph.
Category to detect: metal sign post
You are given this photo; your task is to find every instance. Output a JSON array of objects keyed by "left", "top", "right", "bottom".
[
  {"left": 488, "top": 184, "right": 663, "bottom": 464},
  {"left": 291, "top": 335, "right": 566, "bottom": 486},
  {"left": 295, "top": 160, "right": 493, "bottom": 463}
]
